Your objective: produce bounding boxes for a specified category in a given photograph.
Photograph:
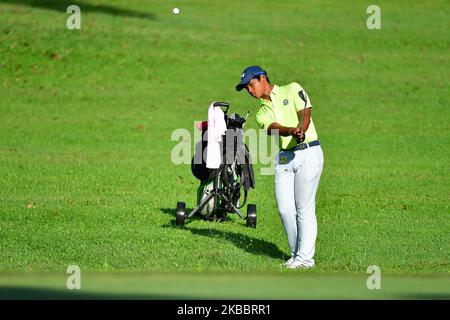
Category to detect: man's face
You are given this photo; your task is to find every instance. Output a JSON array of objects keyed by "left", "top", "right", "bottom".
[{"left": 245, "top": 77, "right": 265, "bottom": 99}]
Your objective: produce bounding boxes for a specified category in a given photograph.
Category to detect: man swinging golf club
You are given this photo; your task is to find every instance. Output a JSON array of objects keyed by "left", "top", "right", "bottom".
[{"left": 236, "top": 66, "right": 324, "bottom": 269}]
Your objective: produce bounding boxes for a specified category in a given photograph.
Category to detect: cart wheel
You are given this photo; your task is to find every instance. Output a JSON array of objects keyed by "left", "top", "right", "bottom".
[
  {"left": 246, "top": 204, "right": 257, "bottom": 228},
  {"left": 176, "top": 201, "right": 186, "bottom": 226}
]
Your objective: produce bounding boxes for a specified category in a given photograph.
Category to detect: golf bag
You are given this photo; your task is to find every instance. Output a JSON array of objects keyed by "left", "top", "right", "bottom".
[
  {"left": 192, "top": 115, "right": 255, "bottom": 216},
  {"left": 176, "top": 102, "right": 257, "bottom": 227}
]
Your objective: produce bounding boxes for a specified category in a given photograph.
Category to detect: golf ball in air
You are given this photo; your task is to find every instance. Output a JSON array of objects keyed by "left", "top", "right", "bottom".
[{"left": 173, "top": 8, "right": 180, "bottom": 15}]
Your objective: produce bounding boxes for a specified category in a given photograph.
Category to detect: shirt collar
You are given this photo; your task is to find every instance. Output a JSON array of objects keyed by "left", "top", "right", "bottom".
[
  {"left": 270, "top": 84, "right": 279, "bottom": 98},
  {"left": 261, "top": 84, "right": 279, "bottom": 104}
]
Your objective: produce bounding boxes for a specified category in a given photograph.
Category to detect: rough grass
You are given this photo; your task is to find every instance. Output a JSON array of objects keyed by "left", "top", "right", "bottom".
[{"left": 0, "top": 0, "right": 448, "bottom": 284}]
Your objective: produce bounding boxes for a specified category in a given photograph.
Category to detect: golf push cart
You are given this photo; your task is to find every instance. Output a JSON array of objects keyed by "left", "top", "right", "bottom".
[{"left": 176, "top": 102, "right": 257, "bottom": 228}]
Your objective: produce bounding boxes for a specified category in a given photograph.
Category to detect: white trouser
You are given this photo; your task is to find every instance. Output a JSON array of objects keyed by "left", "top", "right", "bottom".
[{"left": 274, "top": 144, "right": 324, "bottom": 266}]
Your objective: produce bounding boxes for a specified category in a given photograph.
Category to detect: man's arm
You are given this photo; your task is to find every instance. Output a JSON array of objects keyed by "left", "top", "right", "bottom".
[
  {"left": 294, "top": 107, "right": 311, "bottom": 141},
  {"left": 297, "top": 108, "right": 311, "bottom": 134},
  {"left": 267, "top": 123, "right": 298, "bottom": 138},
  {"left": 267, "top": 123, "right": 291, "bottom": 136},
  {"left": 266, "top": 108, "right": 312, "bottom": 142}
]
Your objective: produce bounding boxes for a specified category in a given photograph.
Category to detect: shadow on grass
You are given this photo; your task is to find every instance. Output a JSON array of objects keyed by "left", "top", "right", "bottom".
[
  {"left": 186, "top": 227, "right": 287, "bottom": 260},
  {"left": 4, "top": 0, "right": 155, "bottom": 20},
  {"left": 160, "top": 207, "right": 200, "bottom": 227},
  {"left": 0, "top": 286, "right": 198, "bottom": 300},
  {"left": 161, "top": 207, "right": 246, "bottom": 226},
  {"left": 161, "top": 207, "right": 287, "bottom": 260},
  {"left": 399, "top": 293, "right": 450, "bottom": 300},
  {"left": 3, "top": 285, "right": 448, "bottom": 300}
]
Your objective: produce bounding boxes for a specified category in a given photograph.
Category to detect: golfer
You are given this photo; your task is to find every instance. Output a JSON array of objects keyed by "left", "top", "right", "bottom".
[{"left": 236, "top": 66, "right": 324, "bottom": 269}]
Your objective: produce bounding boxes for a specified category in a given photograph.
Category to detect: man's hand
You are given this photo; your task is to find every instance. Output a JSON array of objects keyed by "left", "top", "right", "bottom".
[{"left": 290, "top": 127, "right": 305, "bottom": 143}]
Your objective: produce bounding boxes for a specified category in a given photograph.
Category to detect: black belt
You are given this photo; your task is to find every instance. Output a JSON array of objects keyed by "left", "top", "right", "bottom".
[{"left": 283, "top": 140, "right": 320, "bottom": 152}]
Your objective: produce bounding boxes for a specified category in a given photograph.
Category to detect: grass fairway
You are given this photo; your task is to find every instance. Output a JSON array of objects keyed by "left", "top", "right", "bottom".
[
  {"left": 0, "top": 272, "right": 449, "bottom": 300},
  {"left": 0, "top": 0, "right": 448, "bottom": 299}
]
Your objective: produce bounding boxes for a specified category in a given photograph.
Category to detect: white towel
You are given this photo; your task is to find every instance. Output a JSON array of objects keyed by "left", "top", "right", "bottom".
[{"left": 206, "top": 102, "right": 227, "bottom": 169}]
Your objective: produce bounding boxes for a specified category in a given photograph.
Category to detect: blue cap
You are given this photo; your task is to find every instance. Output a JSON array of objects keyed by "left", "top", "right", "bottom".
[{"left": 235, "top": 65, "right": 267, "bottom": 91}]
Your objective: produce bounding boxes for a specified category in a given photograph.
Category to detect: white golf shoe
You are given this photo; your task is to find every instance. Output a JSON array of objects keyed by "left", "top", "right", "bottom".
[
  {"left": 285, "top": 257, "right": 315, "bottom": 269},
  {"left": 283, "top": 257, "right": 296, "bottom": 267}
]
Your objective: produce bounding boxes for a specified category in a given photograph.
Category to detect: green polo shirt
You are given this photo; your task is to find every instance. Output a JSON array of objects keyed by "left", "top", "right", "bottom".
[{"left": 255, "top": 82, "right": 318, "bottom": 150}]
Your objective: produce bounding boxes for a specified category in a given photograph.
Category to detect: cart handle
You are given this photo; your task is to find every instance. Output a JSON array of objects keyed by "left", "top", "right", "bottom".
[{"left": 213, "top": 102, "right": 229, "bottom": 114}]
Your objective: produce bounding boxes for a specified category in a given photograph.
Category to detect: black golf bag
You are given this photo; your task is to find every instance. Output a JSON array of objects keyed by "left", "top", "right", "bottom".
[{"left": 176, "top": 102, "right": 257, "bottom": 227}]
